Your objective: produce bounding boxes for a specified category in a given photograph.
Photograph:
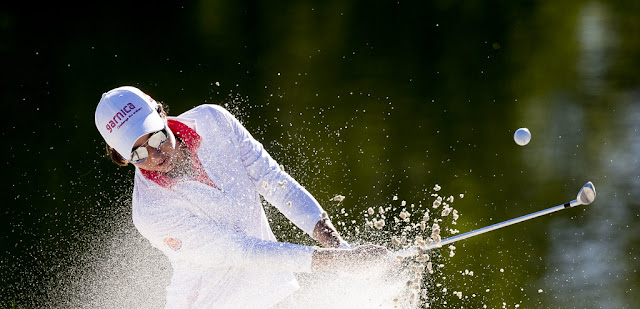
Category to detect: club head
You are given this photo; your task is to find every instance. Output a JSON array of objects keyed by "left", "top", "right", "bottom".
[{"left": 576, "top": 181, "right": 596, "bottom": 205}]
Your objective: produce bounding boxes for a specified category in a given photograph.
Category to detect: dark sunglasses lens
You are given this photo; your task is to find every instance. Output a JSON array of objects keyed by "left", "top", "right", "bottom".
[
  {"left": 128, "top": 129, "right": 167, "bottom": 164},
  {"left": 130, "top": 147, "right": 149, "bottom": 164},
  {"left": 147, "top": 130, "right": 168, "bottom": 148}
]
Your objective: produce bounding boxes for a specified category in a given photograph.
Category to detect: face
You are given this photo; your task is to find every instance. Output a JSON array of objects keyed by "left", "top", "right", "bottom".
[{"left": 131, "top": 126, "right": 180, "bottom": 173}]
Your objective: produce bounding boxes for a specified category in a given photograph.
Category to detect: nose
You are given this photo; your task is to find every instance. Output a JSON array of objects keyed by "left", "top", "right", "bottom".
[{"left": 146, "top": 146, "right": 165, "bottom": 163}]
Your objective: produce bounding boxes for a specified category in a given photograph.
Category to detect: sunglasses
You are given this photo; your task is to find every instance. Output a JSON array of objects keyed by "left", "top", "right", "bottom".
[{"left": 128, "top": 128, "right": 169, "bottom": 164}]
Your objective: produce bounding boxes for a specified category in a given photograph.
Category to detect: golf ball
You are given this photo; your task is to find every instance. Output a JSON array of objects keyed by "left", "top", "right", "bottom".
[{"left": 514, "top": 128, "right": 531, "bottom": 146}]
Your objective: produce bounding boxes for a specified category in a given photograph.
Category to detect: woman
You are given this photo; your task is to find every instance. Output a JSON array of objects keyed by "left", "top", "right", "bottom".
[{"left": 95, "top": 86, "right": 389, "bottom": 308}]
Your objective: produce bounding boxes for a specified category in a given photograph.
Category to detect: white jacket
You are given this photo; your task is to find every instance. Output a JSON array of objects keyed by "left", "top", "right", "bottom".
[{"left": 131, "top": 105, "right": 325, "bottom": 308}]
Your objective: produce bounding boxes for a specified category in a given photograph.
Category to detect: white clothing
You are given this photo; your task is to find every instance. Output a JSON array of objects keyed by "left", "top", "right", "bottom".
[{"left": 131, "top": 105, "right": 325, "bottom": 308}]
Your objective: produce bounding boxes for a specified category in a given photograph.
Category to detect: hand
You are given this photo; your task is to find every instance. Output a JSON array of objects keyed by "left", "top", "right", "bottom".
[
  {"left": 349, "top": 244, "right": 391, "bottom": 261},
  {"left": 313, "top": 216, "right": 349, "bottom": 248},
  {"left": 311, "top": 244, "right": 390, "bottom": 272}
]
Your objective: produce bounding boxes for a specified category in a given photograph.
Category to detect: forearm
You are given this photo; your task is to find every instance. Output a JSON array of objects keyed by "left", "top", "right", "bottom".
[
  {"left": 135, "top": 204, "right": 316, "bottom": 272},
  {"left": 264, "top": 176, "right": 325, "bottom": 235}
]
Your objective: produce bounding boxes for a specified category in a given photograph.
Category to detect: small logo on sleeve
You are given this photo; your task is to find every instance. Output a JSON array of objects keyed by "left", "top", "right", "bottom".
[{"left": 163, "top": 236, "right": 182, "bottom": 251}]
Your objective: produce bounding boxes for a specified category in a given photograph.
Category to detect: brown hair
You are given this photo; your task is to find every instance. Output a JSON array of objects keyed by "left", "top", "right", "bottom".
[{"left": 105, "top": 102, "right": 169, "bottom": 166}]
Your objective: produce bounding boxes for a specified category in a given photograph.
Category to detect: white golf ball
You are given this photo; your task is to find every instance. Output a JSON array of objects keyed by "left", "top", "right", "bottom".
[{"left": 514, "top": 128, "right": 531, "bottom": 146}]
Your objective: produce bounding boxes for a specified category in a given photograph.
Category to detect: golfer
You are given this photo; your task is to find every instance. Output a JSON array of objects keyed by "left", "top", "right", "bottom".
[{"left": 95, "top": 86, "right": 389, "bottom": 308}]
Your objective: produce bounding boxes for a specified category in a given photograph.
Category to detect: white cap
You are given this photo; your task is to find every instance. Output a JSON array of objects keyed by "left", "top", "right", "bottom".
[{"left": 95, "top": 86, "right": 164, "bottom": 160}]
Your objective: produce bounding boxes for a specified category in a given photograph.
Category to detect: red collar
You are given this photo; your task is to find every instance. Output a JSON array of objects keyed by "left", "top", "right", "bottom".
[{"left": 140, "top": 119, "right": 217, "bottom": 189}]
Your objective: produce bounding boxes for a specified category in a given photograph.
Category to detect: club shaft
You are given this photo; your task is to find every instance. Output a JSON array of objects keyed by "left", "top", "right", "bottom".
[
  {"left": 425, "top": 202, "right": 571, "bottom": 250},
  {"left": 395, "top": 200, "right": 575, "bottom": 257}
]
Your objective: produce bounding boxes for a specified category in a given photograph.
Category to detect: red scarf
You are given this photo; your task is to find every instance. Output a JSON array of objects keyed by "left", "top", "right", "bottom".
[{"left": 140, "top": 119, "right": 217, "bottom": 189}]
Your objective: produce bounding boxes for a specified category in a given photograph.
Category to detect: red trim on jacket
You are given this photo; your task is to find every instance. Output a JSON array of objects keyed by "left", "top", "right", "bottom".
[{"left": 140, "top": 119, "right": 217, "bottom": 189}]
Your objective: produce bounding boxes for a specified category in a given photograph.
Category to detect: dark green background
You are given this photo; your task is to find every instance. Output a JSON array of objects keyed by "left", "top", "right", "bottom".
[{"left": 2, "top": 1, "right": 639, "bottom": 308}]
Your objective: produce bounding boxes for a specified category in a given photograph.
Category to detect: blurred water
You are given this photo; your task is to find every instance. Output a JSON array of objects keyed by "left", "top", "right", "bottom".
[{"left": 539, "top": 3, "right": 639, "bottom": 308}]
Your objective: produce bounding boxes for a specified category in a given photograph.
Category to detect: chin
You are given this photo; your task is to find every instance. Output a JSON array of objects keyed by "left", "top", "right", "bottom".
[{"left": 159, "top": 158, "right": 177, "bottom": 173}]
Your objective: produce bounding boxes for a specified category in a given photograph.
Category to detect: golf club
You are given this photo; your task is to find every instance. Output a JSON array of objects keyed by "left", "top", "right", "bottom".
[{"left": 394, "top": 181, "right": 596, "bottom": 259}]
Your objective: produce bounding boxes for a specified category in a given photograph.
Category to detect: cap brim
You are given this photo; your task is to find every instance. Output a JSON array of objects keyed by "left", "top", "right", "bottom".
[{"left": 114, "top": 112, "right": 165, "bottom": 159}]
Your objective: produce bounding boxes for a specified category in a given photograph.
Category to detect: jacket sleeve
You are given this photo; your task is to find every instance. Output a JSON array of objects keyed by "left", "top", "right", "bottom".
[
  {"left": 210, "top": 105, "right": 325, "bottom": 237},
  {"left": 132, "top": 185, "right": 315, "bottom": 272}
]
